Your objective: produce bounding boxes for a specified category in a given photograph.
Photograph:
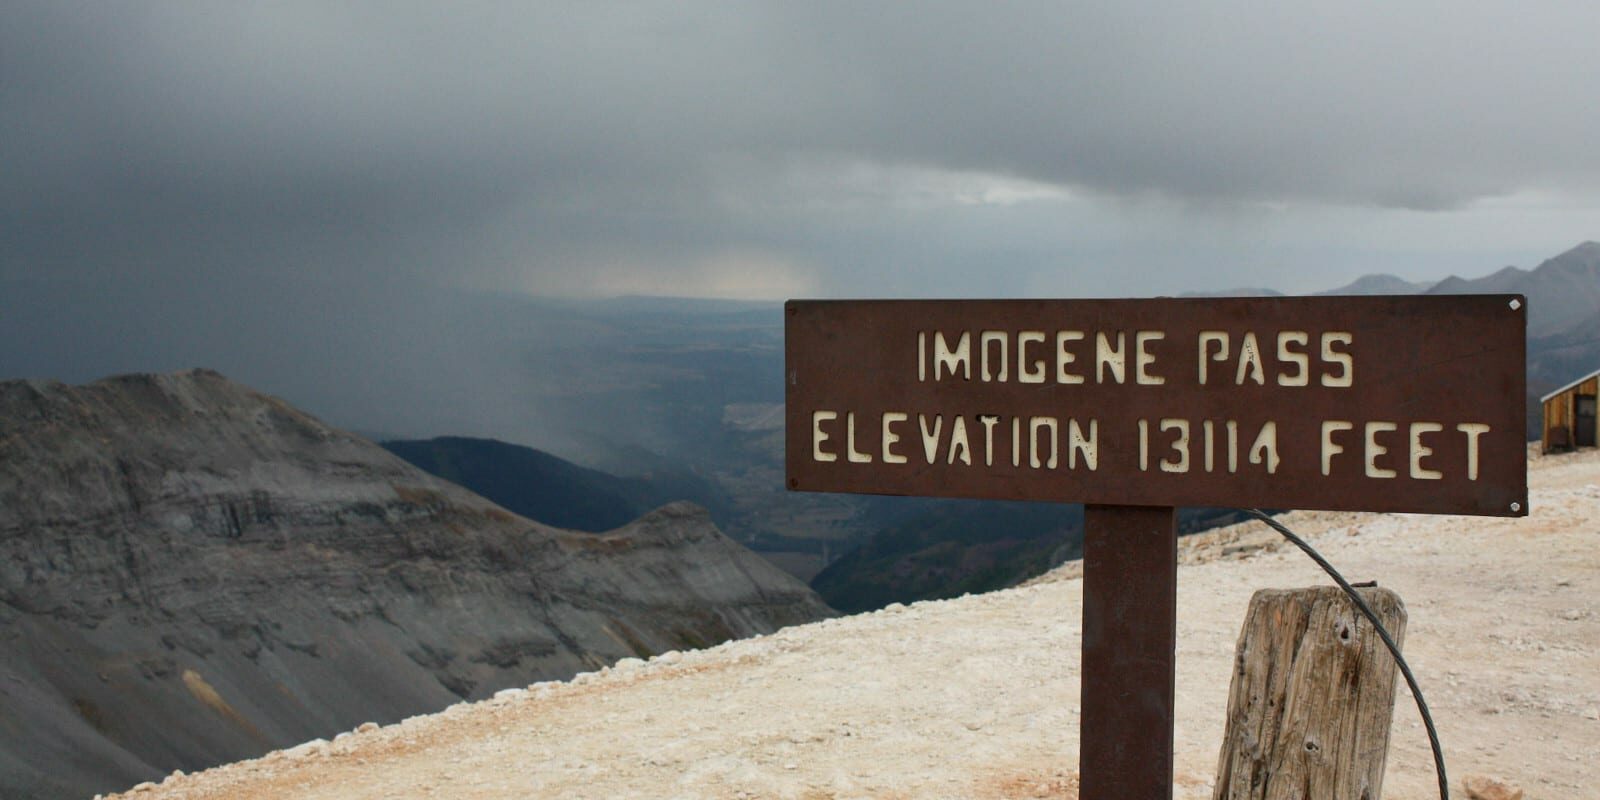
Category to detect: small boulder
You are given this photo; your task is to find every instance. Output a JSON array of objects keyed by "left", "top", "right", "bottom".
[
  {"left": 283, "top": 738, "right": 329, "bottom": 759},
  {"left": 1463, "top": 775, "right": 1524, "bottom": 800}
]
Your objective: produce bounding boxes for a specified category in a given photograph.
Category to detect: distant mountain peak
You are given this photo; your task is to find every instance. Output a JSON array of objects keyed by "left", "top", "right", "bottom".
[
  {"left": 1537, "top": 240, "right": 1600, "bottom": 271},
  {"left": 1165, "top": 242, "right": 1599, "bottom": 405},
  {"left": 1423, "top": 241, "right": 1600, "bottom": 337},
  {"left": 1316, "top": 273, "right": 1436, "bottom": 296}
]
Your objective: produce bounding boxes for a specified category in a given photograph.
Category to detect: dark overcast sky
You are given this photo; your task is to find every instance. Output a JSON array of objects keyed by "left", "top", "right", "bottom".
[
  {"left": 2, "top": 3, "right": 1597, "bottom": 450},
  {"left": 5, "top": 2, "right": 1597, "bottom": 300}
]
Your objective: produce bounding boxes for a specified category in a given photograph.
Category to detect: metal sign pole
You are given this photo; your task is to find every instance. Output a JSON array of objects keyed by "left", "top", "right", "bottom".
[{"left": 1080, "top": 504, "right": 1177, "bottom": 800}]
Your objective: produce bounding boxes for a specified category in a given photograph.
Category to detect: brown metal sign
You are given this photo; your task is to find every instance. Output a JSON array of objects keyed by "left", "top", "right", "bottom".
[{"left": 786, "top": 295, "right": 1527, "bottom": 517}]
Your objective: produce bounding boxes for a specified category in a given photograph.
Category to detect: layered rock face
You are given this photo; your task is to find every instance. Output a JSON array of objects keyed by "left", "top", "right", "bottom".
[{"left": 0, "top": 370, "right": 831, "bottom": 799}]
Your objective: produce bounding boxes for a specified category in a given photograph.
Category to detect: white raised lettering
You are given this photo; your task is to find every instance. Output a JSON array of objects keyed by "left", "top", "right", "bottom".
[
  {"left": 1011, "top": 416, "right": 1021, "bottom": 467},
  {"left": 1056, "top": 331, "right": 1085, "bottom": 384},
  {"left": 918, "top": 414, "right": 943, "bottom": 464},
  {"left": 882, "top": 412, "right": 908, "bottom": 464},
  {"left": 1457, "top": 423, "right": 1489, "bottom": 480},
  {"left": 1277, "top": 331, "right": 1309, "bottom": 387},
  {"left": 980, "top": 330, "right": 1008, "bottom": 382},
  {"left": 1364, "top": 421, "right": 1397, "bottom": 478},
  {"left": 846, "top": 413, "right": 872, "bottom": 463},
  {"left": 1408, "top": 422, "right": 1442, "bottom": 479},
  {"left": 978, "top": 414, "right": 1000, "bottom": 466},
  {"left": 1030, "top": 416, "right": 1059, "bottom": 469},
  {"left": 935, "top": 332, "right": 971, "bottom": 381},
  {"left": 812, "top": 411, "right": 837, "bottom": 463},
  {"left": 1198, "top": 331, "right": 1228, "bottom": 385},
  {"left": 1097, "top": 332, "right": 1126, "bottom": 384},
  {"left": 1018, "top": 331, "right": 1046, "bottom": 384},
  {"left": 1236, "top": 332, "right": 1265, "bottom": 385},
  {"left": 1160, "top": 418, "right": 1190, "bottom": 473},
  {"left": 1321, "top": 332, "right": 1353, "bottom": 388},
  {"left": 1321, "top": 420, "right": 1353, "bottom": 476},
  {"left": 1068, "top": 419, "right": 1098, "bottom": 470},
  {"left": 1136, "top": 331, "right": 1165, "bottom": 385},
  {"left": 947, "top": 416, "right": 971, "bottom": 465},
  {"left": 1248, "top": 421, "right": 1280, "bottom": 474}
]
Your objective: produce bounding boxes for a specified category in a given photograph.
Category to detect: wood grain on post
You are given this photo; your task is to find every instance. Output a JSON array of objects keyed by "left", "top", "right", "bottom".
[{"left": 1213, "top": 586, "right": 1407, "bottom": 800}]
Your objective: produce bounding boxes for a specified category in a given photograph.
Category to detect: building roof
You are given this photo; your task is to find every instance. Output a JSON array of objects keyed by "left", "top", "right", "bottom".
[{"left": 1541, "top": 367, "right": 1600, "bottom": 403}]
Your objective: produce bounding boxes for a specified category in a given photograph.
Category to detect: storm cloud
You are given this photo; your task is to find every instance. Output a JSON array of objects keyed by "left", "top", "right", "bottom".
[
  {"left": 6, "top": 3, "right": 1598, "bottom": 296},
  {"left": 2, "top": 2, "right": 1596, "bottom": 450}
]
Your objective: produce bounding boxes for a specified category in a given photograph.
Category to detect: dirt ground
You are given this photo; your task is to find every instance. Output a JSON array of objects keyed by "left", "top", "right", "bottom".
[{"left": 109, "top": 449, "right": 1600, "bottom": 800}]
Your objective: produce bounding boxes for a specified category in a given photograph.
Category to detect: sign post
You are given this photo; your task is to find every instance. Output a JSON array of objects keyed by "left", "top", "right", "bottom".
[
  {"left": 785, "top": 296, "right": 1526, "bottom": 798},
  {"left": 1081, "top": 504, "right": 1177, "bottom": 800}
]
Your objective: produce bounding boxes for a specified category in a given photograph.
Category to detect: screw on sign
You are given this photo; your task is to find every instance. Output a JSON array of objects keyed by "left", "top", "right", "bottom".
[{"left": 785, "top": 295, "right": 1526, "bottom": 800}]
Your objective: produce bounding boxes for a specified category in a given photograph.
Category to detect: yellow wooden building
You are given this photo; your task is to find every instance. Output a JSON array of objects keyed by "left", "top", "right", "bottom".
[{"left": 1541, "top": 367, "right": 1599, "bottom": 453}]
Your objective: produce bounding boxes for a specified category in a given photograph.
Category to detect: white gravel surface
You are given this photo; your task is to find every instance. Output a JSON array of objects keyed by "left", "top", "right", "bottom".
[{"left": 112, "top": 449, "right": 1600, "bottom": 800}]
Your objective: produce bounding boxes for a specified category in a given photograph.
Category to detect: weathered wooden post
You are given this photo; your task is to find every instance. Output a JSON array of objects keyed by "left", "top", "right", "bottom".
[
  {"left": 1213, "top": 586, "right": 1407, "bottom": 800},
  {"left": 784, "top": 296, "right": 1525, "bottom": 799}
]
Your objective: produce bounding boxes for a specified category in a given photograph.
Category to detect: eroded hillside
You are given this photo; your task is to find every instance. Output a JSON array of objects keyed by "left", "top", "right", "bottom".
[{"left": 0, "top": 370, "right": 832, "bottom": 799}]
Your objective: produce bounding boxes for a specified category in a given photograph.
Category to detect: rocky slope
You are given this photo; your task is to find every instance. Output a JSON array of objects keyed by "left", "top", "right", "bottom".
[
  {"left": 0, "top": 370, "right": 831, "bottom": 800},
  {"left": 108, "top": 447, "right": 1600, "bottom": 800}
]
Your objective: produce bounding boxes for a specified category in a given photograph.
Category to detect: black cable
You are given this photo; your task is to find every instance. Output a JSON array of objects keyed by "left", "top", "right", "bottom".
[{"left": 1242, "top": 507, "right": 1448, "bottom": 800}]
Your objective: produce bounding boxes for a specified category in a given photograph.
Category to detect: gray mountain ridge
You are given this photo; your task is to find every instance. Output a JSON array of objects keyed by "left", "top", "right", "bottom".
[
  {"left": 1179, "top": 273, "right": 1433, "bottom": 298},
  {"left": 1426, "top": 241, "right": 1600, "bottom": 337},
  {"left": 0, "top": 369, "right": 832, "bottom": 799},
  {"left": 1315, "top": 273, "right": 1437, "bottom": 295},
  {"left": 1177, "top": 242, "right": 1596, "bottom": 342}
]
